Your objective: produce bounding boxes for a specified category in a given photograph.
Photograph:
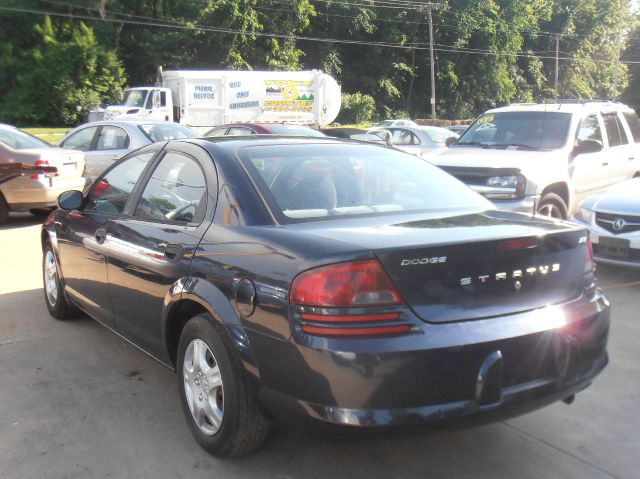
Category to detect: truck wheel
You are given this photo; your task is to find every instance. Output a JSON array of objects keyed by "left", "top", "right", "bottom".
[
  {"left": 43, "top": 242, "right": 80, "bottom": 319},
  {"left": 537, "top": 193, "right": 568, "bottom": 219},
  {"left": 0, "top": 195, "right": 8, "bottom": 224},
  {"left": 177, "top": 313, "right": 270, "bottom": 457}
]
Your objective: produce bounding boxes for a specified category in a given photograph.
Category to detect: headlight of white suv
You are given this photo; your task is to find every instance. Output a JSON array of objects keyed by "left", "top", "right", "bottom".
[{"left": 484, "top": 174, "right": 526, "bottom": 199}]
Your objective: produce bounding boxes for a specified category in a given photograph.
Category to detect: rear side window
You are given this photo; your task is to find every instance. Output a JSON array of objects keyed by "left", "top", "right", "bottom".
[
  {"left": 134, "top": 152, "right": 207, "bottom": 224},
  {"left": 227, "top": 127, "right": 256, "bottom": 136},
  {"left": 96, "top": 126, "right": 130, "bottom": 150},
  {"left": 623, "top": 112, "right": 640, "bottom": 143},
  {"left": 238, "top": 143, "right": 491, "bottom": 222},
  {"left": 602, "top": 113, "right": 628, "bottom": 147},
  {"left": 84, "top": 152, "right": 154, "bottom": 215},
  {"left": 61, "top": 127, "right": 98, "bottom": 151}
]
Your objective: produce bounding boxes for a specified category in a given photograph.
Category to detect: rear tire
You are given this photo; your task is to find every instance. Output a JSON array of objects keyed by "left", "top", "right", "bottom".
[
  {"left": 0, "top": 195, "right": 8, "bottom": 224},
  {"left": 177, "top": 313, "right": 270, "bottom": 457},
  {"left": 536, "top": 192, "right": 568, "bottom": 220},
  {"left": 43, "top": 242, "right": 79, "bottom": 319}
]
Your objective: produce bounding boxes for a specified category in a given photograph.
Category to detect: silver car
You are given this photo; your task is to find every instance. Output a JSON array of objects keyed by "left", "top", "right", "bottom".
[
  {"left": 369, "top": 126, "right": 458, "bottom": 157},
  {"left": 59, "top": 120, "right": 197, "bottom": 179},
  {"left": 0, "top": 124, "right": 85, "bottom": 223},
  {"left": 572, "top": 177, "right": 640, "bottom": 268}
]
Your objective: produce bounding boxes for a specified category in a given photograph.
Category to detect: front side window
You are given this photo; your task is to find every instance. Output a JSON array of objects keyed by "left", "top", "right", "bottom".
[
  {"left": 239, "top": 143, "right": 490, "bottom": 222},
  {"left": 61, "top": 127, "right": 98, "bottom": 151},
  {"left": 457, "top": 111, "right": 571, "bottom": 150},
  {"left": 122, "top": 90, "right": 146, "bottom": 108},
  {"left": 577, "top": 114, "right": 603, "bottom": 144},
  {"left": 96, "top": 126, "right": 129, "bottom": 151},
  {"left": 83, "top": 152, "right": 154, "bottom": 215},
  {"left": 134, "top": 152, "right": 207, "bottom": 224},
  {"left": 602, "top": 112, "right": 629, "bottom": 147}
]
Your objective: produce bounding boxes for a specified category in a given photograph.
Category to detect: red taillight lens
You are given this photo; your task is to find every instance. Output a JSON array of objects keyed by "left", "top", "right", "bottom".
[
  {"left": 291, "top": 260, "right": 411, "bottom": 337},
  {"left": 584, "top": 237, "right": 595, "bottom": 274},
  {"left": 290, "top": 260, "right": 403, "bottom": 307},
  {"left": 31, "top": 160, "right": 50, "bottom": 179}
]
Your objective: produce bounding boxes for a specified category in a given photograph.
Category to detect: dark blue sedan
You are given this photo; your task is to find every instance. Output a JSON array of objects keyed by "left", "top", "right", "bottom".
[{"left": 42, "top": 137, "right": 609, "bottom": 457}]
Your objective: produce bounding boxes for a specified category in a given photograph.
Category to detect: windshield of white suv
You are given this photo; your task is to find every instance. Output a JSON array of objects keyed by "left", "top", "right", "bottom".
[
  {"left": 122, "top": 90, "right": 147, "bottom": 108},
  {"left": 456, "top": 111, "right": 571, "bottom": 150}
]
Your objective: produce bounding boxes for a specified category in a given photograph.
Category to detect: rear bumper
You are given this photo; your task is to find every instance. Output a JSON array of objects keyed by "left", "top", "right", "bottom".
[
  {"left": 249, "top": 289, "right": 610, "bottom": 430},
  {"left": 1, "top": 176, "right": 87, "bottom": 211}
]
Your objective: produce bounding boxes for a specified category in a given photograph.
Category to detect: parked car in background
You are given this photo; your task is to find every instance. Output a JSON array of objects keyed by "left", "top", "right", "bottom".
[
  {"left": 59, "top": 120, "right": 197, "bottom": 179},
  {"left": 205, "top": 122, "right": 325, "bottom": 137},
  {"left": 428, "top": 101, "right": 640, "bottom": 219},
  {"left": 447, "top": 124, "right": 470, "bottom": 135},
  {"left": 572, "top": 177, "right": 640, "bottom": 268},
  {"left": 370, "top": 125, "right": 458, "bottom": 157},
  {"left": 0, "top": 124, "right": 85, "bottom": 223},
  {"left": 43, "top": 136, "right": 608, "bottom": 457},
  {"left": 374, "top": 119, "right": 418, "bottom": 128}
]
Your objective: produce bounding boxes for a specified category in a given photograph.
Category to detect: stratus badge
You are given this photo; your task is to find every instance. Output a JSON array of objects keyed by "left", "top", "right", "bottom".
[{"left": 460, "top": 263, "right": 560, "bottom": 286}]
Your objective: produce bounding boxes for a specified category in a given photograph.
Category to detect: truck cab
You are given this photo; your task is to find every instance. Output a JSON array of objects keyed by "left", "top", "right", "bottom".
[{"left": 89, "top": 87, "right": 173, "bottom": 122}]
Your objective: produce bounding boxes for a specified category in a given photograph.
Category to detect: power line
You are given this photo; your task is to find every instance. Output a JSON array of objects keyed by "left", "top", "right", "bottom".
[{"left": 2, "top": 5, "right": 639, "bottom": 64}]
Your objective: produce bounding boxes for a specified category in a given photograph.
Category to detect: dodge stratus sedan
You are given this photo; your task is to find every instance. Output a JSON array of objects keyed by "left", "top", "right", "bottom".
[{"left": 42, "top": 137, "right": 610, "bottom": 457}]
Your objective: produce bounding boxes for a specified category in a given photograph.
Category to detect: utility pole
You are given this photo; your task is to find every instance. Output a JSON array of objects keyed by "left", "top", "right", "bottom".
[
  {"left": 612, "top": 0, "right": 624, "bottom": 100},
  {"left": 420, "top": 3, "right": 441, "bottom": 119},
  {"left": 554, "top": 34, "right": 560, "bottom": 97}
]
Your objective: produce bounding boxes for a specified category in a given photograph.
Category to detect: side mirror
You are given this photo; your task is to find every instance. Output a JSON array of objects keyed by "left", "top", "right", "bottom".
[
  {"left": 58, "top": 190, "right": 83, "bottom": 210},
  {"left": 445, "top": 136, "right": 457, "bottom": 147},
  {"left": 573, "top": 139, "right": 603, "bottom": 155}
]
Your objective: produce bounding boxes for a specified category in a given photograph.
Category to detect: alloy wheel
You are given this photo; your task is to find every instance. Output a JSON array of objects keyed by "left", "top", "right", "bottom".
[
  {"left": 44, "top": 250, "right": 58, "bottom": 307},
  {"left": 183, "top": 339, "right": 224, "bottom": 435}
]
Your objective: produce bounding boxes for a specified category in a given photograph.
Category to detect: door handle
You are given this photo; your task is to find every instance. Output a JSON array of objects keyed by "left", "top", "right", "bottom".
[
  {"left": 95, "top": 228, "right": 107, "bottom": 243},
  {"left": 163, "top": 244, "right": 183, "bottom": 261}
]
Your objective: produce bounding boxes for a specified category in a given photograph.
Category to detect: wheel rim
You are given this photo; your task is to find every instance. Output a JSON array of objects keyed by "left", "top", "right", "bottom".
[
  {"left": 44, "top": 250, "right": 59, "bottom": 307},
  {"left": 538, "top": 202, "right": 563, "bottom": 219},
  {"left": 183, "top": 339, "right": 224, "bottom": 436}
]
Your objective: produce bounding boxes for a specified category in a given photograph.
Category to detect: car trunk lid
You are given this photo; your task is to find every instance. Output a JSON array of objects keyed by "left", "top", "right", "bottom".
[{"left": 291, "top": 210, "right": 588, "bottom": 323}]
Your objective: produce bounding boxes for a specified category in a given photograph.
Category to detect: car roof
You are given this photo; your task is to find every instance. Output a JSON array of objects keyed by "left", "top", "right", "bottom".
[
  {"left": 485, "top": 101, "right": 635, "bottom": 115},
  {"left": 75, "top": 120, "right": 185, "bottom": 127}
]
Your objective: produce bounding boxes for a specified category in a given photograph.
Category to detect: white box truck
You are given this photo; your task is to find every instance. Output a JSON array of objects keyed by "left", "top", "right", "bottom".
[{"left": 89, "top": 70, "right": 341, "bottom": 132}]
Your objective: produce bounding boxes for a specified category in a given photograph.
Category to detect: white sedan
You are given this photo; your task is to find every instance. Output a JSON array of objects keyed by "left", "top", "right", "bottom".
[{"left": 572, "top": 177, "right": 640, "bottom": 268}]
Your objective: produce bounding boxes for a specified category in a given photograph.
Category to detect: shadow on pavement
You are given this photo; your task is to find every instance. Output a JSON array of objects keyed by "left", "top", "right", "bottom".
[{"left": 0, "top": 212, "right": 45, "bottom": 231}]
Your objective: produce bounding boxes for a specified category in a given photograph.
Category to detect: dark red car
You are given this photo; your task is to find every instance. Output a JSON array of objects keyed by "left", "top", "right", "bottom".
[{"left": 204, "top": 122, "right": 326, "bottom": 137}]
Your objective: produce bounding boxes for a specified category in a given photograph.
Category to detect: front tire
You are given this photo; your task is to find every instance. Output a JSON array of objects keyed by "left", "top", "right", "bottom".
[
  {"left": 536, "top": 192, "right": 568, "bottom": 220},
  {"left": 177, "top": 314, "right": 270, "bottom": 457},
  {"left": 43, "top": 242, "right": 79, "bottom": 319}
]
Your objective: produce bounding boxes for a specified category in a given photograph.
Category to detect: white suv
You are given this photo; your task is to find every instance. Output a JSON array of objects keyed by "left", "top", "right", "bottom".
[{"left": 428, "top": 101, "right": 640, "bottom": 219}]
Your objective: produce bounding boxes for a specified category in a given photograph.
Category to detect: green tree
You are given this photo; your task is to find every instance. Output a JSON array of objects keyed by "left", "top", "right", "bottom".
[{"left": 0, "top": 16, "right": 125, "bottom": 126}]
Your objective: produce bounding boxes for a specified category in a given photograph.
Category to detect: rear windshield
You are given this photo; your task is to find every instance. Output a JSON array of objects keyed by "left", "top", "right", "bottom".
[
  {"left": 456, "top": 111, "right": 572, "bottom": 150},
  {"left": 264, "top": 125, "right": 325, "bottom": 137},
  {"left": 0, "top": 126, "right": 51, "bottom": 150},
  {"left": 238, "top": 143, "right": 490, "bottom": 222},
  {"left": 138, "top": 123, "right": 198, "bottom": 142}
]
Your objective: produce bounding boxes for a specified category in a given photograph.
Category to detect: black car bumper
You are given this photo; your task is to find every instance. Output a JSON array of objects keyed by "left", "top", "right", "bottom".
[{"left": 248, "top": 289, "right": 610, "bottom": 430}]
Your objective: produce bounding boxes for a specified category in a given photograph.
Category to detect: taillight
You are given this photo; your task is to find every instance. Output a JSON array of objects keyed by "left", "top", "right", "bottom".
[
  {"left": 290, "top": 260, "right": 412, "bottom": 337},
  {"left": 31, "top": 159, "right": 49, "bottom": 179},
  {"left": 583, "top": 237, "right": 597, "bottom": 292}
]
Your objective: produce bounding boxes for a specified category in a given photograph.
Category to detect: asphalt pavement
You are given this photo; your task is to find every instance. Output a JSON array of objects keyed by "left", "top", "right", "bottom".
[{"left": 0, "top": 213, "right": 638, "bottom": 479}]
